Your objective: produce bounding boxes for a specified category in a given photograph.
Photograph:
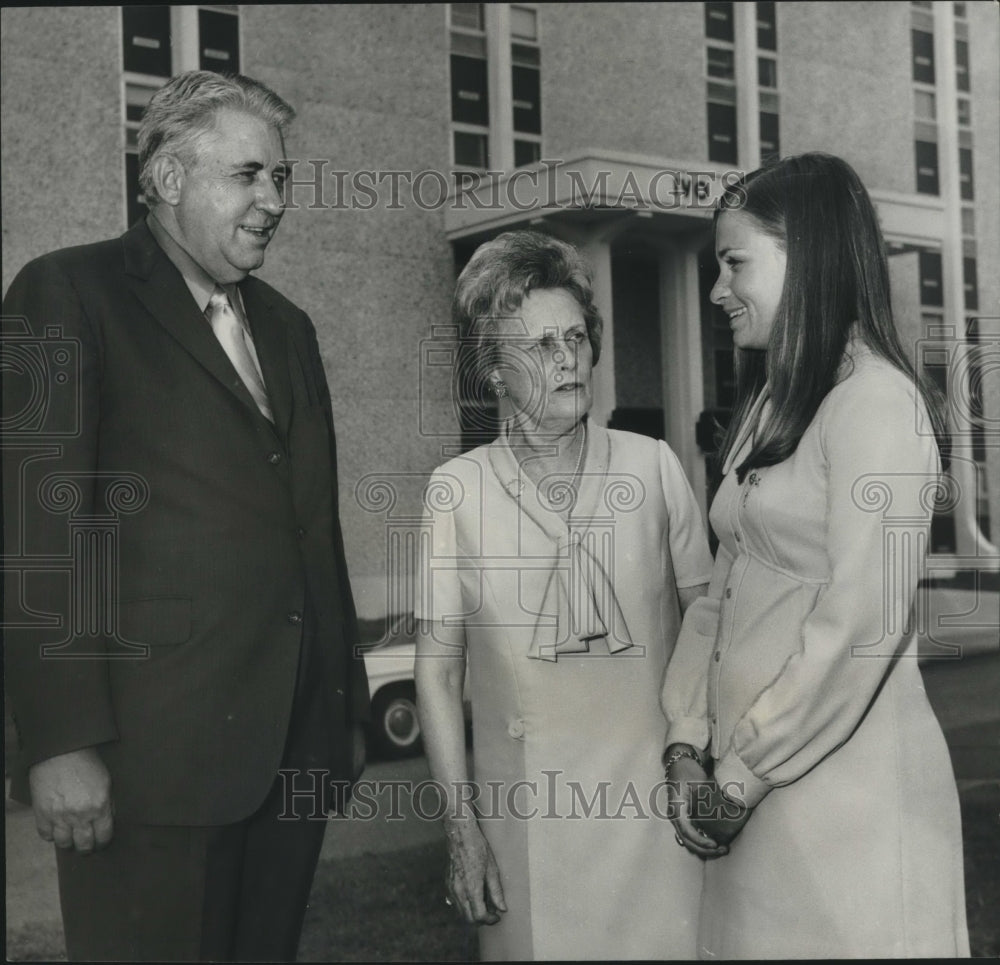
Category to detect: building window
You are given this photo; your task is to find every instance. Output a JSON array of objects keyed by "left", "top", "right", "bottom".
[
  {"left": 705, "top": 1, "right": 734, "bottom": 43},
  {"left": 958, "top": 146, "right": 974, "bottom": 200},
  {"left": 707, "top": 102, "right": 737, "bottom": 164},
  {"left": 758, "top": 56, "right": 777, "bottom": 90},
  {"left": 756, "top": 8, "right": 780, "bottom": 165},
  {"left": 920, "top": 320, "right": 947, "bottom": 398},
  {"left": 122, "top": 5, "right": 172, "bottom": 78},
  {"left": 198, "top": 8, "right": 240, "bottom": 73},
  {"left": 704, "top": 1, "right": 738, "bottom": 164},
  {"left": 122, "top": 6, "right": 241, "bottom": 228},
  {"left": 918, "top": 249, "right": 944, "bottom": 307},
  {"left": 759, "top": 111, "right": 779, "bottom": 161},
  {"left": 961, "top": 205, "right": 975, "bottom": 238},
  {"left": 449, "top": 3, "right": 489, "bottom": 173},
  {"left": 914, "top": 89, "right": 936, "bottom": 121},
  {"left": 708, "top": 46, "right": 736, "bottom": 81},
  {"left": 511, "top": 5, "right": 542, "bottom": 166},
  {"left": 911, "top": 29, "right": 935, "bottom": 84},
  {"left": 963, "top": 257, "right": 978, "bottom": 311},
  {"left": 956, "top": 96, "right": 971, "bottom": 126},
  {"left": 450, "top": 52, "right": 489, "bottom": 127},
  {"left": 955, "top": 38, "right": 970, "bottom": 91},
  {"left": 448, "top": 3, "right": 543, "bottom": 176},
  {"left": 914, "top": 139, "right": 939, "bottom": 195},
  {"left": 756, "top": 0, "right": 777, "bottom": 51},
  {"left": 450, "top": 1, "right": 483, "bottom": 30},
  {"left": 454, "top": 131, "right": 488, "bottom": 169}
]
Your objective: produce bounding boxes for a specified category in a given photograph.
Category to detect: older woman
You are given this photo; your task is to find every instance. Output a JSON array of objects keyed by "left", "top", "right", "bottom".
[
  {"left": 414, "top": 230, "right": 712, "bottom": 960},
  {"left": 662, "top": 153, "right": 970, "bottom": 958}
]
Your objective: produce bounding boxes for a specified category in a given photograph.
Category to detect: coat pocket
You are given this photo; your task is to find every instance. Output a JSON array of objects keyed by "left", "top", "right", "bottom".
[{"left": 118, "top": 598, "right": 192, "bottom": 647}]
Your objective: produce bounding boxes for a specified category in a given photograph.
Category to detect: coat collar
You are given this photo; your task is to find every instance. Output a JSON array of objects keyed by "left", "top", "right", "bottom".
[
  {"left": 485, "top": 421, "right": 633, "bottom": 660},
  {"left": 722, "top": 389, "right": 769, "bottom": 477},
  {"left": 121, "top": 219, "right": 291, "bottom": 440},
  {"left": 487, "top": 419, "right": 612, "bottom": 539}
]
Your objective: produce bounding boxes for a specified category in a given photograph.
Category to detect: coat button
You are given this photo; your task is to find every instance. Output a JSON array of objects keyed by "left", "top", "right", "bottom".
[
  {"left": 725, "top": 588, "right": 732, "bottom": 599},
  {"left": 287, "top": 611, "right": 303, "bottom": 625},
  {"left": 714, "top": 651, "right": 721, "bottom": 662},
  {"left": 507, "top": 719, "right": 525, "bottom": 740},
  {"left": 296, "top": 526, "right": 306, "bottom": 539},
  {"left": 734, "top": 532, "right": 741, "bottom": 542},
  {"left": 267, "top": 451, "right": 283, "bottom": 465}
]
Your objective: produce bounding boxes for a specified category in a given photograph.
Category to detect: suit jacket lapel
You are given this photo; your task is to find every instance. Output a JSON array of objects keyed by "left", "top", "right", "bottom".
[
  {"left": 240, "top": 278, "right": 293, "bottom": 441},
  {"left": 122, "top": 221, "right": 286, "bottom": 438}
]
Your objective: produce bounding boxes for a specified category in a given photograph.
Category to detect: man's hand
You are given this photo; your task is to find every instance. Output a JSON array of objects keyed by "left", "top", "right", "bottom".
[{"left": 28, "top": 748, "right": 114, "bottom": 853}]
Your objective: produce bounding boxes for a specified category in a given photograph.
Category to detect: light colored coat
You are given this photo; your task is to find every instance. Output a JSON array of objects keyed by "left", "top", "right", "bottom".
[
  {"left": 663, "top": 345, "right": 969, "bottom": 958},
  {"left": 418, "top": 425, "right": 713, "bottom": 960}
]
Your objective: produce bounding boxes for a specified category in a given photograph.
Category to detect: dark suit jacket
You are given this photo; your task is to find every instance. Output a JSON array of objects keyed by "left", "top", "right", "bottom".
[{"left": 2, "top": 220, "right": 369, "bottom": 825}]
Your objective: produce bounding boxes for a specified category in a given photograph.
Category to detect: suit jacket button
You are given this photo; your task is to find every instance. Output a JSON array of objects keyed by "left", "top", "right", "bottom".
[
  {"left": 267, "top": 451, "right": 283, "bottom": 465},
  {"left": 296, "top": 527, "right": 306, "bottom": 539},
  {"left": 507, "top": 719, "right": 525, "bottom": 739},
  {"left": 287, "top": 611, "right": 303, "bottom": 625},
  {"left": 714, "top": 651, "right": 721, "bottom": 662}
]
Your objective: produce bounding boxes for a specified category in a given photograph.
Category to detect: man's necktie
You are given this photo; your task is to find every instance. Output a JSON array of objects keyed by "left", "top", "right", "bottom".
[{"left": 206, "top": 287, "right": 274, "bottom": 422}]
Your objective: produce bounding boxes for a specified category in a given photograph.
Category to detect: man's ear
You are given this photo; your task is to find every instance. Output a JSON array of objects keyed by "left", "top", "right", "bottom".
[{"left": 149, "top": 153, "right": 186, "bottom": 207}]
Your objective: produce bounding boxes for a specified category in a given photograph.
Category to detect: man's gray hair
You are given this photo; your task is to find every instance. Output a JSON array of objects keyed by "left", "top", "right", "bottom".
[{"left": 138, "top": 71, "right": 295, "bottom": 206}]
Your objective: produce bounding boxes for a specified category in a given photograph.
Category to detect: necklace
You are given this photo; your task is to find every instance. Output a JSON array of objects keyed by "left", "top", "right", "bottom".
[{"left": 506, "top": 421, "right": 588, "bottom": 507}]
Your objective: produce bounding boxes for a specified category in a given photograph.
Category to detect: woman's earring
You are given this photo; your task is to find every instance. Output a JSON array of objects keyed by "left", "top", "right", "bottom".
[{"left": 491, "top": 380, "right": 508, "bottom": 398}]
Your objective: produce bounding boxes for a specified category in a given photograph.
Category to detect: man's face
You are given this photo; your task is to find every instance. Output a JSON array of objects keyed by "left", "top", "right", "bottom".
[{"left": 173, "top": 108, "right": 289, "bottom": 284}]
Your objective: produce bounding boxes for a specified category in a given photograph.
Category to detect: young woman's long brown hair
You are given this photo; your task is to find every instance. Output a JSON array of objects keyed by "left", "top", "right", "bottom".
[{"left": 716, "top": 152, "right": 949, "bottom": 483}]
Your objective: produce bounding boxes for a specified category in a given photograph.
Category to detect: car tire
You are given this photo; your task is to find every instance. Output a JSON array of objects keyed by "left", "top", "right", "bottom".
[{"left": 369, "top": 682, "right": 422, "bottom": 759}]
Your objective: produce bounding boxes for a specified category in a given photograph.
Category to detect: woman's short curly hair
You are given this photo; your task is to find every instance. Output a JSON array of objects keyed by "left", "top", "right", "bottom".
[{"left": 453, "top": 231, "right": 604, "bottom": 386}]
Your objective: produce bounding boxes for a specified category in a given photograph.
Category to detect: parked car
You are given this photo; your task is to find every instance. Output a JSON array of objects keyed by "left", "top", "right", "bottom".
[{"left": 360, "top": 614, "right": 470, "bottom": 760}]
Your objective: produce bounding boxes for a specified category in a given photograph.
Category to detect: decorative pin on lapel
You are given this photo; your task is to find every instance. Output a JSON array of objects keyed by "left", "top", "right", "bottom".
[{"left": 742, "top": 470, "right": 761, "bottom": 508}]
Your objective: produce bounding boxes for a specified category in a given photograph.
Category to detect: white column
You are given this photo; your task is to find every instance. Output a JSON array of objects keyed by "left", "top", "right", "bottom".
[
  {"left": 734, "top": 1, "right": 760, "bottom": 171},
  {"left": 933, "top": 1, "right": 997, "bottom": 561},
  {"left": 659, "top": 240, "right": 708, "bottom": 516},
  {"left": 171, "top": 6, "right": 200, "bottom": 73},
  {"left": 486, "top": 3, "right": 514, "bottom": 172},
  {"left": 576, "top": 235, "right": 616, "bottom": 429}
]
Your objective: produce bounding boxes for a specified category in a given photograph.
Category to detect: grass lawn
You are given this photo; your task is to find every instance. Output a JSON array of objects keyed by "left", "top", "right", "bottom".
[
  {"left": 298, "top": 789, "right": 1000, "bottom": 961},
  {"left": 299, "top": 841, "right": 478, "bottom": 962},
  {"left": 961, "top": 784, "right": 1000, "bottom": 958},
  {"left": 7, "top": 783, "right": 998, "bottom": 961}
]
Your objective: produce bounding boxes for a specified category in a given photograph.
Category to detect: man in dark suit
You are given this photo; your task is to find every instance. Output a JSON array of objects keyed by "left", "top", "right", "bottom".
[{"left": 2, "top": 71, "right": 369, "bottom": 961}]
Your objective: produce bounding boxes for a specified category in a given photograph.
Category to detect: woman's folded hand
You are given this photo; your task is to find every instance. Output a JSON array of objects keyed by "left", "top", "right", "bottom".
[
  {"left": 665, "top": 752, "right": 731, "bottom": 859},
  {"left": 689, "top": 780, "right": 752, "bottom": 848}
]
